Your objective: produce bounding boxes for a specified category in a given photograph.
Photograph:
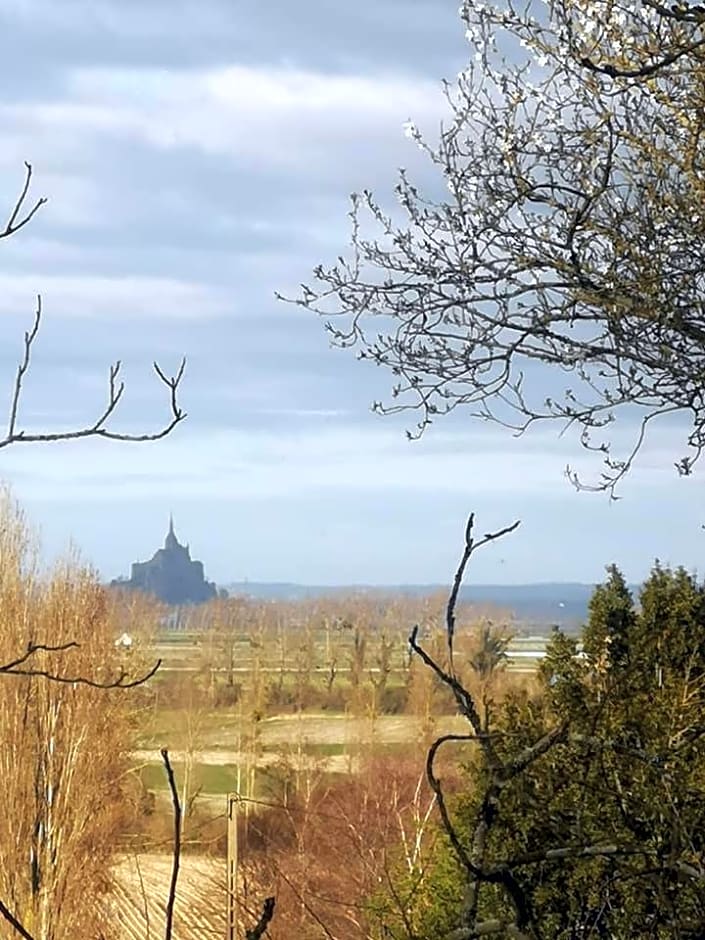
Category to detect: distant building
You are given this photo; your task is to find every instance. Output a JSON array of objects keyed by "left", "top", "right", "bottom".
[{"left": 112, "top": 516, "right": 217, "bottom": 606}]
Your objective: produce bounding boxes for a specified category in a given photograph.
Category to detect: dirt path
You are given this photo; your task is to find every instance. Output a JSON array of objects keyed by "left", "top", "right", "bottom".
[
  {"left": 190, "top": 712, "right": 466, "bottom": 749},
  {"left": 132, "top": 747, "right": 358, "bottom": 775}
]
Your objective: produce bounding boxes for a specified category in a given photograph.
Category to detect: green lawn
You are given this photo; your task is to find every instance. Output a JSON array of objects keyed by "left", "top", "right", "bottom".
[{"left": 138, "top": 761, "right": 242, "bottom": 795}]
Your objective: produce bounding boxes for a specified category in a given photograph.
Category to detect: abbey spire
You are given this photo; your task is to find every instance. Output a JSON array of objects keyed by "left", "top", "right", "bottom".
[{"left": 165, "top": 513, "right": 179, "bottom": 551}]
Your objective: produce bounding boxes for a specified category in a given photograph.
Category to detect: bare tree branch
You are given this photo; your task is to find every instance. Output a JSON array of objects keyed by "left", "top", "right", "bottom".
[
  {"left": 410, "top": 625, "right": 484, "bottom": 736},
  {"left": 409, "top": 513, "right": 519, "bottom": 736},
  {"left": 7, "top": 297, "right": 41, "bottom": 441},
  {"left": 291, "top": 1, "right": 705, "bottom": 494},
  {"left": 0, "top": 641, "right": 161, "bottom": 689},
  {"left": 410, "top": 515, "right": 566, "bottom": 938},
  {"left": 425, "top": 734, "right": 484, "bottom": 879},
  {"left": 245, "top": 896, "right": 276, "bottom": 940},
  {"left": 161, "top": 748, "right": 182, "bottom": 940},
  {"left": 0, "top": 166, "right": 187, "bottom": 450},
  {"left": 0, "top": 640, "right": 78, "bottom": 673},
  {"left": 1, "top": 162, "right": 46, "bottom": 240},
  {"left": 446, "top": 514, "right": 521, "bottom": 661},
  {"left": 2, "top": 296, "right": 187, "bottom": 448}
]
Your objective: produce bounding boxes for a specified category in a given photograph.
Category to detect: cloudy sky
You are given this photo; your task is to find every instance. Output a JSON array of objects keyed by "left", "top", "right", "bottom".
[{"left": 0, "top": 0, "right": 700, "bottom": 587}]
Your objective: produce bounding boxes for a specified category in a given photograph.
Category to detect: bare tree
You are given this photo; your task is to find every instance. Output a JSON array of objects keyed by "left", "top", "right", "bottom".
[
  {"left": 291, "top": 1, "right": 705, "bottom": 494},
  {"left": 2, "top": 163, "right": 186, "bottom": 451}
]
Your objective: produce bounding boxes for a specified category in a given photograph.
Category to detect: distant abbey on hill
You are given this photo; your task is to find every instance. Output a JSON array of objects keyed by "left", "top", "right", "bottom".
[{"left": 112, "top": 516, "right": 217, "bottom": 605}]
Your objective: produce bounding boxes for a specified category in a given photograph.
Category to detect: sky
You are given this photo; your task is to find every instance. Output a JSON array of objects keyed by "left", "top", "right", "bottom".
[{"left": 0, "top": 0, "right": 701, "bottom": 587}]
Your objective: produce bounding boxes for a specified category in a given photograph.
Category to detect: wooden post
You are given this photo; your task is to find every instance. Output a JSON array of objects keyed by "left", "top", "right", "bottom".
[{"left": 227, "top": 792, "right": 239, "bottom": 940}]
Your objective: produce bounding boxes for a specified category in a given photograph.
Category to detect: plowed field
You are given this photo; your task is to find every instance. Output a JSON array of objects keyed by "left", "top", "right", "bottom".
[{"left": 111, "top": 854, "right": 225, "bottom": 940}]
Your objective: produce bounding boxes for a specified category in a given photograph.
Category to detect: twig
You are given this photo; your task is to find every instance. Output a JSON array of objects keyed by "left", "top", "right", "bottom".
[
  {"left": 2, "top": 297, "right": 187, "bottom": 451},
  {"left": 1, "top": 162, "right": 47, "bottom": 239},
  {"left": 7, "top": 297, "right": 41, "bottom": 440},
  {"left": 161, "top": 748, "right": 182, "bottom": 940},
  {"left": 446, "top": 514, "right": 521, "bottom": 661},
  {"left": 0, "top": 898, "right": 35, "bottom": 940}
]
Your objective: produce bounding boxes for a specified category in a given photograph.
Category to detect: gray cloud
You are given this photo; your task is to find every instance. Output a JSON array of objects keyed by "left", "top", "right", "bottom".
[
  {"left": 0, "top": 0, "right": 697, "bottom": 584},
  {"left": 0, "top": 1, "right": 466, "bottom": 77}
]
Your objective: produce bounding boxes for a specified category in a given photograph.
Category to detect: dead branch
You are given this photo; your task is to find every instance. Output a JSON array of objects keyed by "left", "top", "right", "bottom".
[
  {"left": 409, "top": 626, "right": 484, "bottom": 736},
  {"left": 446, "top": 514, "right": 521, "bottom": 660},
  {"left": 161, "top": 748, "right": 182, "bottom": 940},
  {"left": 245, "top": 896, "right": 276, "bottom": 940},
  {"left": 2, "top": 295, "right": 187, "bottom": 448},
  {"left": 425, "top": 734, "right": 483, "bottom": 880},
  {"left": 0, "top": 641, "right": 161, "bottom": 689},
  {"left": 409, "top": 513, "right": 519, "bottom": 736},
  {"left": 0, "top": 640, "right": 78, "bottom": 673},
  {"left": 411, "top": 514, "right": 566, "bottom": 937},
  {"left": 0, "top": 165, "right": 187, "bottom": 450}
]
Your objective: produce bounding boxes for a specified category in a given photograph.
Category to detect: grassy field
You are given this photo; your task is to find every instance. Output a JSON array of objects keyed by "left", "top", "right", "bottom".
[
  {"left": 115, "top": 611, "right": 548, "bottom": 937},
  {"left": 138, "top": 761, "right": 242, "bottom": 795},
  {"left": 148, "top": 627, "right": 548, "bottom": 677},
  {"left": 134, "top": 710, "right": 468, "bottom": 798},
  {"left": 131, "top": 616, "right": 545, "bottom": 805}
]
